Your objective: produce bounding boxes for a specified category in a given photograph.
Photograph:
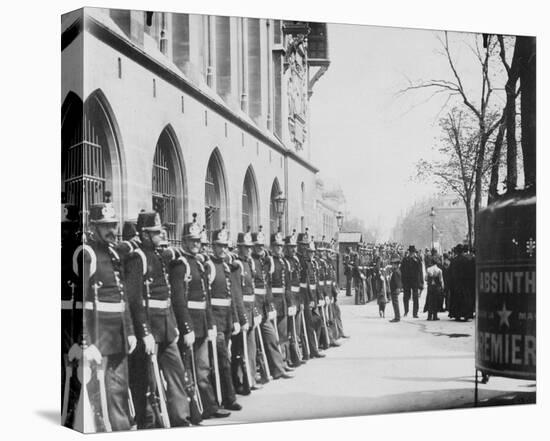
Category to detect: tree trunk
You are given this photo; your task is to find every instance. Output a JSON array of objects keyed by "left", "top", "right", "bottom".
[
  {"left": 465, "top": 196, "right": 473, "bottom": 248},
  {"left": 517, "top": 36, "right": 536, "bottom": 188},
  {"left": 488, "top": 120, "right": 506, "bottom": 203}
]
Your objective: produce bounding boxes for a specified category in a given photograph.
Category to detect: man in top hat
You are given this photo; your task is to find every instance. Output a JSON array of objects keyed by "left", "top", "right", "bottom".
[
  {"left": 228, "top": 227, "right": 261, "bottom": 395},
  {"left": 78, "top": 193, "right": 137, "bottom": 432},
  {"left": 283, "top": 229, "right": 305, "bottom": 366},
  {"left": 389, "top": 256, "right": 403, "bottom": 322},
  {"left": 171, "top": 214, "right": 230, "bottom": 419},
  {"left": 203, "top": 223, "right": 242, "bottom": 411},
  {"left": 251, "top": 226, "right": 292, "bottom": 380},
  {"left": 125, "top": 210, "right": 191, "bottom": 428},
  {"left": 400, "top": 245, "right": 424, "bottom": 318},
  {"left": 296, "top": 229, "right": 325, "bottom": 358},
  {"left": 269, "top": 228, "right": 294, "bottom": 370}
]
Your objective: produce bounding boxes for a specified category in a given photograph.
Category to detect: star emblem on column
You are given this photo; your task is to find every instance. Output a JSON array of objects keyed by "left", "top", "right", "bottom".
[
  {"left": 497, "top": 303, "right": 512, "bottom": 328},
  {"left": 526, "top": 238, "right": 536, "bottom": 257}
]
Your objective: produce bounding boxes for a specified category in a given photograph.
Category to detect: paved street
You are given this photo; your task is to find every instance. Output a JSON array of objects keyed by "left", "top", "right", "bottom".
[{"left": 205, "top": 289, "right": 535, "bottom": 426}]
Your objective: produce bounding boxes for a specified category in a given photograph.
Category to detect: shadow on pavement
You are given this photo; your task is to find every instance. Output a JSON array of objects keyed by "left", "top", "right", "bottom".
[{"left": 34, "top": 409, "right": 59, "bottom": 426}]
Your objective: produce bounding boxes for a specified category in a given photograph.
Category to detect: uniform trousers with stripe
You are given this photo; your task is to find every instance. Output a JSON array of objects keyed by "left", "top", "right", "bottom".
[
  {"left": 230, "top": 327, "right": 257, "bottom": 389},
  {"left": 215, "top": 330, "right": 237, "bottom": 406},
  {"left": 181, "top": 337, "right": 219, "bottom": 418},
  {"left": 129, "top": 339, "right": 190, "bottom": 429},
  {"left": 260, "top": 319, "right": 286, "bottom": 378}
]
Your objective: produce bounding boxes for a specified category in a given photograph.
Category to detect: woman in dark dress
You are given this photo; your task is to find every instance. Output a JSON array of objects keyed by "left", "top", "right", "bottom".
[{"left": 424, "top": 256, "right": 444, "bottom": 320}]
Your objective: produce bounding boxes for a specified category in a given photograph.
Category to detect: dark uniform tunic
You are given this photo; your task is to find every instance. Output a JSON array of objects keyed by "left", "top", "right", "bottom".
[
  {"left": 252, "top": 253, "right": 286, "bottom": 378},
  {"left": 297, "top": 253, "right": 323, "bottom": 357},
  {"left": 81, "top": 240, "right": 135, "bottom": 432},
  {"left": 284, "top": 255, "right": 302, "bottom": 365},
  {"left": 205, "top": 255, "right": 238, "bottom": 406},
  {"left": 126, "top": 246, "right": 190, "bottom": 428},
  {"left": 268, "top": 254, "right": 290, "bottom": 360},
  {"left": 229, "top": 256, "right": 258, "bottom": 390}
]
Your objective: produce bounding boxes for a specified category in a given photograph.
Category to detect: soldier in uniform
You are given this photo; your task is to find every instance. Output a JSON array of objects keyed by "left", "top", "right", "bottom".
[
  {"left": 204, "top": 223, "right": 243, "bottom": 410},
  {"left": 314, "top": 238, "right": 338, "bottom": 348},
  {"left": 125, "top": 210, "right": 191, "bottom": 428},
  {"left": 296, "top": 229, "right": 325, "bottom": 359},
  {"left": 229, "top": 228, "right": 262, "bottom": 395},
  {"left": 171, "top": 214, "right": 231, "bottom": 420},
  {"left": 79, "top": 196, "right": 137, "bottom": 432},
  {"left": 269, "top": 229, "right": 294, "bottom": 370},
  {"left": 251, "top": 226, "right": 293, "bottom": 380},
  {"left": 61, "top": 200, "right": 82, "bottom": 429},
  {"left": 343, "top": 247, "right": 353, "bottom": 297},
  {"left": 283, "top": 229, "right": 304, "bottom": 366}
]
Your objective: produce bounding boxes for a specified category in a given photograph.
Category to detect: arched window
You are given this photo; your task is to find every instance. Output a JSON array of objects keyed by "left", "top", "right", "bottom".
[
  {"left": 242, "top": 166, "right": 259, "bottom": 231},
  {"left": 205, "top": 149, "right": 228, "bottom": 235},
  {"left": 152, "top": 127, "right": 184, "bottom": 245},
  {"left": 62, "top": 90, "right": 122, "bottom": 228},
  {"left": 269, "top": 178, "right": 281, "bottom": 236}
]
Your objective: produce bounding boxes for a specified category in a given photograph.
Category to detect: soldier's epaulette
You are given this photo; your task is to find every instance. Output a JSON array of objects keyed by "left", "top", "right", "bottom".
[
  {"left": 129, "top": 247, "right": 147, "bottom": 276},
  {"left": 73, "top": 244, "right": 96, "bottom": 278},
  {"left": 177, "top": 255, "right": 191, "bottom": 280}
]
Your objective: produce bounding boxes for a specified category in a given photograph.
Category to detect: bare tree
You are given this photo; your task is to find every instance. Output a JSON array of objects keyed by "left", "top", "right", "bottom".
[
  {"left": 415, "top": 109, "right": 497, "bottom": 246},
  {"left": 400, "top": 32, "right": 504, "bottom": 238}
]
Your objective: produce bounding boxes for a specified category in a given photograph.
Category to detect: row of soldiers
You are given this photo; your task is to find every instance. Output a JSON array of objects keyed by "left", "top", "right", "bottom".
[
  {"left": 61, "top": 194, "right": 348, "bottom": 432},
  {"left": 343, "top": 244, "right": 399, "bottom": 306}
]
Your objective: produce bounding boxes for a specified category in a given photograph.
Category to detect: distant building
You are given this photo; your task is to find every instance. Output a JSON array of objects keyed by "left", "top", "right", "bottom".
[
  {"left": 61, "top": 8, "right": 330, "bottom": 242},
  {"left": 313, "top": 177, "right": 345, "bottom": 241}
]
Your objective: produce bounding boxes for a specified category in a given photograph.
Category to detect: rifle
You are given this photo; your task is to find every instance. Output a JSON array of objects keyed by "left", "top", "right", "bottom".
[
  {"left": 189, "top": 345, "right": 204, "bottom": 416},
  {"left": 144, "top": 277, "right": 171, "bottom": 428},
  {"left": 300, "top": 309, "right": 310, "bottom": 359},
  {"left": 271, "top": 314, "right": 283, "bottom": 355},
  {"left": 256, "top": 324, "right": 272, "bottom": 382},
  {"left": 241, "top": 329, "right": 253, "bottom": 389},
  {"left": 209, "top": 330, "right": 223, "bottom": 406},
  {"left": 150, "top": 346, "right": 171, "bottom": 428},
  {"left": 127, "top": 388, "right": 137, "bottom": 430},
  {"left": 319, "top": 303, "right": 331, "bottom": 348},
  {"left": 290, "top": 311, "right": 302, "bottom": 362},
  {"left": 62, "top": 280, "right": 77, "bottom": 427}
]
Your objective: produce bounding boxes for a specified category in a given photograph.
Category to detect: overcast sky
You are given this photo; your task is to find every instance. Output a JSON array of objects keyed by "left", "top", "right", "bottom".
[{"left": 309, "top": 24, "right": 500, "bottom": 240}]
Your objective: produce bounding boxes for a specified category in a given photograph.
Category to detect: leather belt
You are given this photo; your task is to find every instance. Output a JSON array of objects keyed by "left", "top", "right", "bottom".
[
  {"left": 61, "top": 300, "right": 83, "bottom": 310},
  {"left": 211, "top": 298, "right": 231, "bottom": 307},
  {"left": 188, "top": 301, "right": 206, "bottom": 310},
  {"left": 242, "top": 295, "right": 255, "bottom": 303},
  {"left": 254, "top": 288, "right": 266, "bottom": 295},
  {"left": 309, "top": 284, "right": 316, "bottom": 290},
  {"left": 84, "top": 301, "right": 126, "bottom": 313},
  {"left": 143, "top": 299, "right": 171, "bottom": 309},
  {"left": 272, "top": 287, "right": 284, "bottom": 294},
  {"left": 291, "top": 286, "right": 300, "bottom": 293}
]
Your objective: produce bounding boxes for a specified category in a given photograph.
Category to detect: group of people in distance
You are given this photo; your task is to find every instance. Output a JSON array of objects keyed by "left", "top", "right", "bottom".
[
  {"left": 343, "top": 242, "right": 476, "bottom": 322},
  {"left": 61, "top": 193, "right": 349, "bottom": 432}
]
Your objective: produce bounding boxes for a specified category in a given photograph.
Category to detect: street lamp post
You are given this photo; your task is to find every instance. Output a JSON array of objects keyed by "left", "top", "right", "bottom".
[
  {"left": 429, "top": 207, "right": 436, "bottom": 250},
  {"left": 336, "top": 211, "right": 344, "bottom": 232},
  {"left": 274, "top": 191, "right": 287, "bottom": 233}
]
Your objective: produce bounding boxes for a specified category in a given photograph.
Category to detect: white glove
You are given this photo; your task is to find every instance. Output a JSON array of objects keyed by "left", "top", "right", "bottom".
[
  {"left": 232, "top": 322, "right": 241, "bottom": 336},
  {"left": 318, "top": 299, "right": 325, "bottom": 307},
  {"left": 142, "top": 334, "right": 156, "bottom": 355},
  {"left": 325, "top": 296, "right": 330, "bottom": 305},
  {"left": 183, "top": 331, "right": 195, "bottom": 348},
  {"left": 127, "top": 335, "right": 137, "bottom": 354},
  {"left": 83, "top": 344, "right": 102, "bottom": 365},
  {"left": 309, "top": 301, "right": 315, "bottom": 308},
  {"left": 287, "top": 306, "right": 296, "bottom": 316},
  {"left": 208, "top": 326, "right": 217, "bottom": 342},
  {"left": 268, "top": 310, "right": 277, "bottom": 321},
  {"left": 253, "top": 314, "right": 262, "bottom": 327},
  {"left": 67, "top": 343, "right": 82, "bottom": 362},
  {"left": 241, "top": 322, "right": 250, "bottom": 332}
]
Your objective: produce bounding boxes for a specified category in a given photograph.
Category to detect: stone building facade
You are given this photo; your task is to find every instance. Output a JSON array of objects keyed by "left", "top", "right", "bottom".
[{"left": 61, "top": 8, "right": 329, "bottom": 243}]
